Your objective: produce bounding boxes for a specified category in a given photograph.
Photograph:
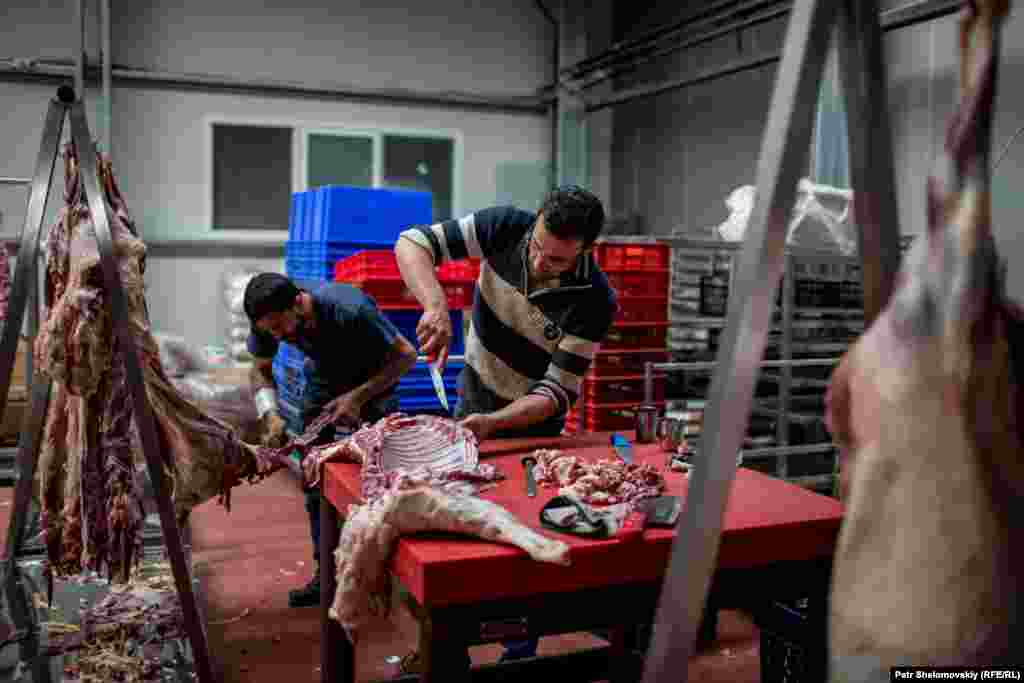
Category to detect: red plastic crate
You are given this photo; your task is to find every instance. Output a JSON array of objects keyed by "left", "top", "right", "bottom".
[
  {"left": 587, "top": 349, "right": 669, "bottom": 377},
  {"left": 566, "top": 400, "right": 667, "bottom": 433},
  {"left": 613, "top": 296, "right": 668, "bottom": 323},
  {"left": 581, "top": 374, "right": 666, "bottom": 403},
  {"left": 335, "top": 251, "right": 481, "bottom": 283},
  {"left": 344, "top": 276, "right": 474, "bottom": 309},
  {"left": 594, "top": 242, "right": 670, "bottom": 271},
  {"left": 606, "top": 270, "right": 669, "bottom": 298},
  {"left": 601, "top": 321, "right": 668, "bottom": 350}
]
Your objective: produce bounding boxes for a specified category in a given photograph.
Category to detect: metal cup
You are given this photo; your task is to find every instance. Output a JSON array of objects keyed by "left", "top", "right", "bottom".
[
  {"left": 635, "top": 404, "right": 660, "bottom": 443},
  {"left": 657, "top": 417, "right": 686, "bottom": 453}
]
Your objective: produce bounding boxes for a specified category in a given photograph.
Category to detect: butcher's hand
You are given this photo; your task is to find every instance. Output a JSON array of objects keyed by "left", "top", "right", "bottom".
[
  {"left": 325, "top": 393, "right": 363, "bottom": 429},
  {"left": 261, "top": 411, "right": 289, "bottom": 448},
  {"left": 417, "top": 307, "right": 452, "bottom": 366},
  {"left": 459, "top": 413, "right": 497, "bottom": 442}
]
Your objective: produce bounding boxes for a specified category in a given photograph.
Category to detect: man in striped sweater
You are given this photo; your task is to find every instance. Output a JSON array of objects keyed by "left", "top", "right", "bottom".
[
  {"left": 395, "top": 185, "right": 617, "bottom": 442},
  {"left": 394, "top": 186, "right": 616, "bottom": 664}
]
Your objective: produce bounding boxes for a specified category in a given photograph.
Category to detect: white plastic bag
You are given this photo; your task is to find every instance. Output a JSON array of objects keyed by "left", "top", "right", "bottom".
[
  {"left": 154, "top": 332, "right": 209, "bottom": 378},
  {"left": 715, "top": 178, "right": 857, "bottom": 256}
]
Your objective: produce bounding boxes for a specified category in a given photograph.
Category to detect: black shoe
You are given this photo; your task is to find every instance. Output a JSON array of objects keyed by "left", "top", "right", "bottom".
[{"left": 288, "top": 577, "right": 321, "bottom": 608}]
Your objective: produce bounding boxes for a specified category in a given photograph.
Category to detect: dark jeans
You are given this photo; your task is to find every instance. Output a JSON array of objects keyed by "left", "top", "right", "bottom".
[{"left": 302, "top": 391, "right": 399, "bottom": 568}]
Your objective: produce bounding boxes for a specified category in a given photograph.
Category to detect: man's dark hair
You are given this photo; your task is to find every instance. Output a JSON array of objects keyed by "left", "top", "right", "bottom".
[
  {"left": 538, "top": 185, "right": 605, "bottom": 247},
  {"left": 243, "top": 273, "right": 300, "bottom": 322}
]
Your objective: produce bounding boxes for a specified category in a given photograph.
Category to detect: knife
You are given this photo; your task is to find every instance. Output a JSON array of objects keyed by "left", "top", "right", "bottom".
[
  {"left": 428, "top": 357, "right": 450, "bottom": 413},
  {"left": 610, "top": 432, "right": 634, "bottom": 464},
  {"left": 521, "top": 456, "right": 538, "bottom": 497}
]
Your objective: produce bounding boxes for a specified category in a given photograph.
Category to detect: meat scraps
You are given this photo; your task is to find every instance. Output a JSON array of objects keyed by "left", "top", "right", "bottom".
[
  {"left": 35, "top": 144, "right": 275, "bottom": 581},
  {"left": 532, "top": 449, "right": 665, "bottom": 508},
  {"left": 825, "top": 0, "right": 1024, "bottom": 671},
  {"left": 331, "top": 486, "right": 570, "bottom": 639},
  {"left": 308, "top": 415, "right": 568, "bottom": 638}
]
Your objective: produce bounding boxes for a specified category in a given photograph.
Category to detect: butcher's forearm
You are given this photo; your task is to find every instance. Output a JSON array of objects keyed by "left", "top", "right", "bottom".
[
  {"left": 395, "top": 239, "right": 448, "bottom": 313},
  {"left": 489, "top": 394, "right": 559, "bottom": 433},
  {"left": 351, "top": 343, "right": 417, "bottom": 407}
]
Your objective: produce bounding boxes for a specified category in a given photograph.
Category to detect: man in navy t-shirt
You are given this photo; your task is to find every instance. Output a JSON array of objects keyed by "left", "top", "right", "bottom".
[{"left": 244, "top": 273, "right": 416, "bottom": 607}]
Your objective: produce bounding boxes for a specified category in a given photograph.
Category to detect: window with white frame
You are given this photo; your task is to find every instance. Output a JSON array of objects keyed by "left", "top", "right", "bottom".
[
  {"left": 303, "top": 129, "right": 456, "bottom": 223},
  {"left": 210, "top": 121, "right": 458, "bottom": 230}
]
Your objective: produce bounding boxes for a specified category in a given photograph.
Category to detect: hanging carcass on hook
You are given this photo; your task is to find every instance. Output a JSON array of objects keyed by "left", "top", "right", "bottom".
[
  {"left": 34, "top": 143, "right": 282, "bottom": 582},
  {"left": 825, "top": 0, "right": 1023, "bottom": 673}
]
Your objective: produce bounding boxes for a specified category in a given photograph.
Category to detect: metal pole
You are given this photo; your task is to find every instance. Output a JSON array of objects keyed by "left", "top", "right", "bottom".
[
  {"left": 69, "top": 101, "right": 216, "bottom": 683},
  {"left": 640, "top": 0, "right": 838, "bottom": 678},
  {"left": 101, "top": 0, "right": 112, "bottom": 154},
  {"left": 651, "top": 357, "right": 839, "bottom": 372},
  {"left": 0, "top": 95, "right": 67, "bottom": 570},
  {"left": 776, "top": 252, "right": 795, "bottom": 477},
  {"left": 74, "top": 0, "right": 85, "bottom": 100},
  {"left": 644, "top": 361, "right": 654, "bottom": 405},
  {"left": 0, "top": 178, "right": 32, "bottom": 185},
  {"left": 836, "top": 0, "right": 903, "bottom": 324}
]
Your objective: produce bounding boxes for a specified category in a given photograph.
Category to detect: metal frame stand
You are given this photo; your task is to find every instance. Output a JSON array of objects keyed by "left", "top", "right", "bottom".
[
  {"left": 0, "top": 86, "right": 217, "bottom": 683},
  {"left": 639, "top": 0, "right": 902, "bottom": 680}
]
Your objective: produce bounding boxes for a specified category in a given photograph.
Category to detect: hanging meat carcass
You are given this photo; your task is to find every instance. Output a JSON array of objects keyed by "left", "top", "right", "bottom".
[
  {"left": 825, "top": 0, "right": 1023, "bottom": 674},
  {"left": 35, "top": 144, "right": 280, "bottom": 581}
]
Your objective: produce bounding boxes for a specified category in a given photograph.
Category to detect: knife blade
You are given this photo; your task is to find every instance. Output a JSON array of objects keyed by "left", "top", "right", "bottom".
[
  {"left": 429, "top": 358, "right": 449, "bottom": 413},
  {"left": 610, "top": 432, "right": 633, "bottom": 464}
]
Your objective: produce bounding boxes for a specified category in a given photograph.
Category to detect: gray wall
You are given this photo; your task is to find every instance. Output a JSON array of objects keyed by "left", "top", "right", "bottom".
[
  {"left": 610, "top": 4, "right": 1024, "bottom": 299},
  {"left": 0, "top": 0, "right": 555, "bottom": 345}
]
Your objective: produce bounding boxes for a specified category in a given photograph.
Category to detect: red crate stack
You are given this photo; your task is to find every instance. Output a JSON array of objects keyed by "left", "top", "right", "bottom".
[
  {"left": 565, "top": 241, "right": 670, "bottom": 434},
  {"left": 335, "top": 250, "right": 480, "bottom": 310}
]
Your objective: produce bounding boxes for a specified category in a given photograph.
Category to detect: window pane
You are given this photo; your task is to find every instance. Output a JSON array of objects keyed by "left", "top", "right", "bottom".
[
  {"left": 308, "top": 134, "right": 374, "bottom": 189},
  {"left": 382, "top": 135, "right": 454, "bottom": 221},
  {"left": 212, "top": 124, "right": 292, "bottom": 230}
]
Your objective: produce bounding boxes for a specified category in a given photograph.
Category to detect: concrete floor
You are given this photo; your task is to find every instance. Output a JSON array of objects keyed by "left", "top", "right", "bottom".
[{"left": 0, "top": 472, "right": 763, "bottom": 681}]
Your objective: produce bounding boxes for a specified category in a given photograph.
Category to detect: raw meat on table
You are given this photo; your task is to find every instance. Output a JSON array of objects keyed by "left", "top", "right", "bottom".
[
  {"left": 825, "top": 0, "right": 1024, "bottom": 674},
  {"left": 35, "top": 144, "right": 276, "bottom": 582},
  {"left": 307, "top": 414, "right": 567, "bottom": 637},
  {"left": 331, "top": 486, "right": 570, "bottom": 638},
  {"left": 303, "top": 413, "right": 502, "bottom": 499},
  {"left": 531, "top": 449, "right": 665, "bottom": 508}
]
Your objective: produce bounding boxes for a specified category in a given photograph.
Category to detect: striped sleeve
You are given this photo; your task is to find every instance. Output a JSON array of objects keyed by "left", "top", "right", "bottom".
[
  {"left": 397, "top": 213, "right": 484, "bottom": 265},
  {"left": 527, "top": 295, "right": 616, "bottom": 416}
]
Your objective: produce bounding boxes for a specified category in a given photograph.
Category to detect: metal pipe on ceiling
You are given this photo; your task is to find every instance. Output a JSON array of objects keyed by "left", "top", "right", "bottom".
[
  {"left": 0, "top": 59, "right": 550, "bottom": 115},
  {"left": 575, "top": 3, "right": 790, "bottom": 93},
  {"left": 584, "top": 0, "right": 965, "bottom": 113},
  {"left": 562, "top": 0, "right": 778, "bottom": 81}
]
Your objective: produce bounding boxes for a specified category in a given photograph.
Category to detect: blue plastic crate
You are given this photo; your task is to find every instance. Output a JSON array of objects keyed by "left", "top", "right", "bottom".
[
  {"left": 385, "top": 309, "right": 465, "bottom": 356},
  {"left": 288, "top": 186, "right": 432, "bottom": 245},
  {"left": 285, "top": 242, "right": 363, "bottom": 282}
]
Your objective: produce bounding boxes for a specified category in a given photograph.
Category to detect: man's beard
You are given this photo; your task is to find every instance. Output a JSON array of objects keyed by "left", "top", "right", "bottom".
[{"left": 281, "top": 318, "right": 310, "bottom": 345}]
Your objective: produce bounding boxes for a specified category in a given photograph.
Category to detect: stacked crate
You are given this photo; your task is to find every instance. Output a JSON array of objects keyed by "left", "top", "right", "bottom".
[
  {"left": 334, "top": 250, "right": 480, "bottom": 414},
  {"left": 276, "top": 185, "right": 462, "bottom": 431},
  {"left": 564, "top": 239, "right": 671, "bottom": 434}
]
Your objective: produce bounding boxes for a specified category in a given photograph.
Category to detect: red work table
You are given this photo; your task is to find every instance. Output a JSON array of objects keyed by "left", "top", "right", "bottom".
[{"left": 318, "top": 432, "right": 843, "bottom": 682}]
